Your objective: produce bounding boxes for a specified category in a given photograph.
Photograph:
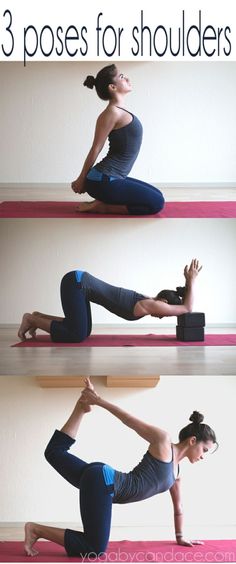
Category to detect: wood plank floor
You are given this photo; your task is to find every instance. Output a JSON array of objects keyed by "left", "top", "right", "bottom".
[{"left": 1, "top": 327, "right": 236, "bottom": 376}]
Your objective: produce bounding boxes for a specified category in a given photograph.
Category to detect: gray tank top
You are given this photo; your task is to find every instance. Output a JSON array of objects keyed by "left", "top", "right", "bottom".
[
  {"left": 80, "top": 272, "right": 146, "bottom": 321},
  {"left": 95, "top": 109, "right": 143, "bottom": 179},
  {"left": 113, "top": 449, "right": 177, "bottom": 504}
]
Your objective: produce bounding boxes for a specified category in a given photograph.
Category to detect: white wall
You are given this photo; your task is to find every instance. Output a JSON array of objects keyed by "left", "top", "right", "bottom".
[
  {"left": 0, "top": 375, "right": 235, "bottom": 535},
  {"left": 0, "top": 218, "right": 236, "bottom": 325},
  {"left": 0, "top": 62, "right": 236, "bottom": 183}
]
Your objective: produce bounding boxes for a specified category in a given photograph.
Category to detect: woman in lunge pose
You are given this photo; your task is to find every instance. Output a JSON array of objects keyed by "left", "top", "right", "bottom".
[
  {"left": 24, "top": 378, "right": 217, "bottom": 557},
  {"left": 18, "top": 259, "right": 202, "bottom": 342},
  {"left": 71, "top": 64, "right": 164, "bottom": 215}
]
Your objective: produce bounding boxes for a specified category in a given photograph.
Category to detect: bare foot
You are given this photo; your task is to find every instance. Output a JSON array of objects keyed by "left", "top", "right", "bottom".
[
  {"left": 28, "top": 328, "right": 37, "bottom": 339},
  {"left": 29, "top": 314, "right": 40, "bottom": 338},
  {"left": 84, "top": 377, "right": 95, "bottom": 391},
  {"left": 28, "top": 312, "right": 43, "bottom": 337},
  {"left": 77, "top": 200, "right": 128, "bottom": 214},
  {"left": 32, "top": 311, "right": 42, "bottom": 317},
  {"left": 18, "top": 313, "right": 33, "bottom": 341},
  {"left": 78, "top": 398, "right": 91, "bottom": 412},
  {"left": 76, "top": 201, "right": 99, "bottom": 213},
  {"left": 77, "top": 378, "right": 95, "bottom": 412},
  {"left": 24, "top": 522, "right": 39, "bottom": 556}
]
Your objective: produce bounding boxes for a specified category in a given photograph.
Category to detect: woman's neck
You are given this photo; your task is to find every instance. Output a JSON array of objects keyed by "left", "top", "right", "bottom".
[
  {"left": 109, "top": 93, "right": 127, "bottom": 107},
  {"left": 172, "top": 441, "right": 189, "bottom": 463}
]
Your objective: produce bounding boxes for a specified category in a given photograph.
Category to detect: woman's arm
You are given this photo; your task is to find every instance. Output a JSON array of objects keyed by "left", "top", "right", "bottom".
[
  {"left": 136, "top": 259, "right": 202, "bottom": 318},
  {"left": 169, "top": 478, "right": 204, "bottom": 547},
  {"left": 169, "top": 479, "right": 184, "bottom": 543},
  {"left": 80, "top": 387, "right": 168, "bottom": 445},
  {"left": 139, "top": 299, "right": 193, "bottom": 318},
  {"left": 181, "top": 258, "right": 202, "bottom": 312},
  {"left": 71, "top": 107, "right": 119, "bottom": 193}
]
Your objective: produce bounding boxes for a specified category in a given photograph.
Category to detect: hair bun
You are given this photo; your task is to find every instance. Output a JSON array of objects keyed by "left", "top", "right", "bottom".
[
  {"left": 83, "top": 75, "right": 96, "bottom": 89},
  {"left": 189, "top": 411, "right": 204, "bottom": 425},
  {"left": 176, "top": 286, "right": 186, "bottom": 298}
]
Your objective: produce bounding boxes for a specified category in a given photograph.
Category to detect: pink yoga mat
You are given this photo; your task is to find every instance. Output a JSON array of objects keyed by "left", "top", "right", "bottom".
[
  {"left": 1, "top": 201, "right": 236, "bottom": 218},
  {"left": 12, "top": 333, "right": 236, "bottom": 347},
  {"left": 1, "top": 540, "right": 236, "bottom": 563}
]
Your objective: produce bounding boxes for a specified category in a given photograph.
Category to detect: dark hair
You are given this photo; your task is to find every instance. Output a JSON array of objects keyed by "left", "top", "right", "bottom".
[
  {"left": 179, "top": 411, "right": 218, "bottom": 450},
  {"left": 83, "top": 64, "right": 117, "bottom": 100},
  {"left": 156, "top": 286, "right": 186, "bottom": 305}
]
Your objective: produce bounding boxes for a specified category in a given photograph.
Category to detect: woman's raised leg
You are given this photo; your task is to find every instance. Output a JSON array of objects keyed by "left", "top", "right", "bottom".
[
  {"left": 44, "top": 379, "right": 94, "bottom": 484},
  {"left": 60, "top": 378, "right": 93, "bottom": 439},
  {"left": 24, "top": 379, "right": 94, "bottom": 557}
]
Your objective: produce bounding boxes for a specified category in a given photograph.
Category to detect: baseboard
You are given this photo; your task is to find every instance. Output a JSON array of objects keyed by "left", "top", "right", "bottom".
[
  {"left": 1, "top": 323, "right": 236, "bottom": 330},
  {"left": 0, "top": 522, "right": 235, "bottom": 541},
  {"left": 1, "top": 182, "right": 236, "bottom": 189}
]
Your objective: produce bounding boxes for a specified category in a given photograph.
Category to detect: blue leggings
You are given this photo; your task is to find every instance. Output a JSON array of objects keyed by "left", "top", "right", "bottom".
[
  {"left": 85, "top": 175, "right": 165, "bottom": 215},
  {"left": 50, "top": 272, "right": 92, "bottom": 343},
  {"left": 45, "top": 430, "right": 114, "bottom": 557},
  {"left": 50, "top": 270, "right": 143, "bottom": 342}
]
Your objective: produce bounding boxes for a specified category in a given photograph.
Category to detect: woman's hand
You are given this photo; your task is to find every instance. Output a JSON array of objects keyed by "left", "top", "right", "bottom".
[
  {"left": 177, "top": 537, "right": 204, "bottom": 547},
  {"left": 71, "top": 176, "right": 86, "bottom": 194},
  {"left": 184, "top": 259, "right": 202, "bottom": 284},
  {"left": 80, "top": 378, "right": 101, "bottom": 406}
]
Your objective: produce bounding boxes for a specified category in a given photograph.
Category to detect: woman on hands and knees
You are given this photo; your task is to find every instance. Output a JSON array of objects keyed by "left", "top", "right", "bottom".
[
  {"left": 18, "top": 259, "right": 202, "bottom": 342},
  {"left": 71, "top": 64, "right": 165, "bottom": 215},
  {"left": 24, "top": 378, "right": 218, "bottom": 557}
]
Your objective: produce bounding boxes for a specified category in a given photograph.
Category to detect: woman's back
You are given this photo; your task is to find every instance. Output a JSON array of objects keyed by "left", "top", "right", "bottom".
[{"left": 95, "top": 108, "right": 143, "bottom": 178}]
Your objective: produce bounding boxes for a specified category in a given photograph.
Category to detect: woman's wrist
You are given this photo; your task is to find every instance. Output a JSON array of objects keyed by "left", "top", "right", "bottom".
[
  {"left": 96, "top": 396, "right": 106, "bottom": 407},
  {"left": 185, "top": 277, "right": 195, "bottom": 287},
  {"left": 98, "top": 398, "right": 115, "bottom": 412}
]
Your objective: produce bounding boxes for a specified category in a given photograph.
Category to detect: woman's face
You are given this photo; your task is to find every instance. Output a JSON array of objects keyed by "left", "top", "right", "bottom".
[
  {"left": 112, "top": 69, "right": 132, "bottom": 94},
  {"left": 187, "top": 438, "right": 215, "bottom": 463}
]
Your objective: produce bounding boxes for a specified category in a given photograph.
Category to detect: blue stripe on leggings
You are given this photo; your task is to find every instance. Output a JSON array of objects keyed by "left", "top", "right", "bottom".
[
  {"left": 102, "top": 464, "right": 115, "bottom": 496},
  {"left": 87, "top": 168, "right": 103, "bottom": 181},
  {"left": 87, "top": 168, "right": 117, "bottom": 182},
  {"left": 75, "top": 270, "right": 84, "bottom": 283}
]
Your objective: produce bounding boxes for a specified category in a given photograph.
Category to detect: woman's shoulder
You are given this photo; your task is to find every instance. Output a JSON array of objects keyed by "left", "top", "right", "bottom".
[
  {"left": 97, "top": 105, "right": 120, "bottom": 127},
  {"left": 148, "top": 434, "right": 173, "bottom": 463},
  {"left": 100, "top": 104, "right": 121, "bottom": 118}
]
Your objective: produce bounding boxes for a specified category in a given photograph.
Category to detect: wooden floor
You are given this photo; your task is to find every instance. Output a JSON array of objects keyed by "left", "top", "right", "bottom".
[
  {"left": 1, "top": 327, "right": 236, "bottom": 376},
  {"left": 1, "top": 184, "right": 236, "bottom": 202}
]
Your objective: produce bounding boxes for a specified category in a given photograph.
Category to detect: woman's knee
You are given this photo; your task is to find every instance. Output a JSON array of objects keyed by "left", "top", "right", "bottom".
[
  {"left": 44, "top": 436, "right": 60, "bottom": 465},
  {"left": 150, "top": 190, "right": 165, "bottom": 214},
  {"left": 65, "top": 539, "right": 107, "bottom": 559},
  {"left": 88, "top": 543, "right": 108, "bottom": 557},
  {"left": 44, "top": 443, "right": 55, "bottom": 464},
  {"left": 60, "top": 271, "right": 76, "bottom": 288}
]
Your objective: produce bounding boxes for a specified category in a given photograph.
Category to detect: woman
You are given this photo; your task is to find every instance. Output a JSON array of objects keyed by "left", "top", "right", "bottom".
[
  {"left": 24, "top": 377, "right": 218, "bottom": 557},
  {"left": 71, "top": 64, "right": 164, "bottom": 215},
  {"left": 18, "top": 259, "right": 202, "bottom": 342}
]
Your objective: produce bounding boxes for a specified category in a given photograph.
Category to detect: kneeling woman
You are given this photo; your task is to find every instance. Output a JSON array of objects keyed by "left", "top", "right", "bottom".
[
  {"left": 71, "top": 64, "right": 164, "bottom": 216},
  {"left": 18, "top": 259, "right": 202, "bottom": 342},
  {"left": 24, "top": 378, "right": 218, "bottom": 557}
]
